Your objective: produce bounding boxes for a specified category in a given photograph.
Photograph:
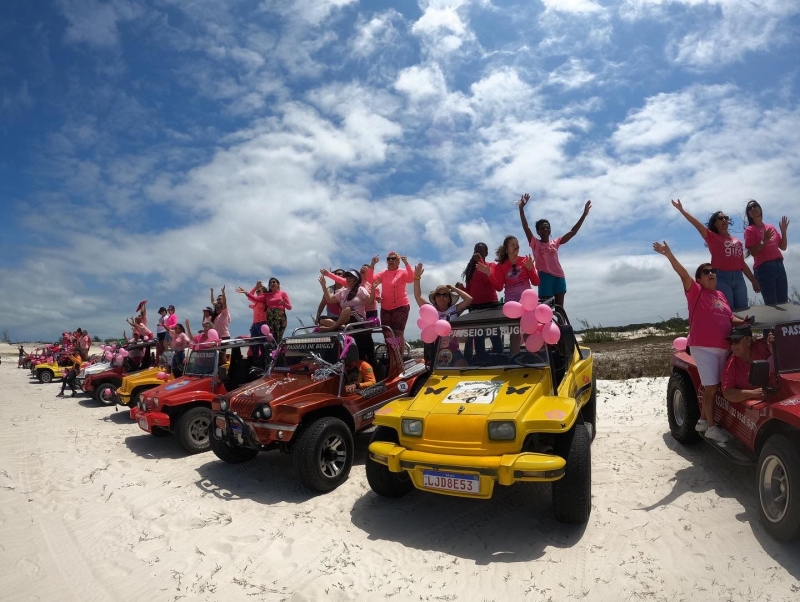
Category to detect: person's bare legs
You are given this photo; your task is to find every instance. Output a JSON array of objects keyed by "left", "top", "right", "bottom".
[{"left": 319, "top": 308, "right": 352, "bottom": 332}]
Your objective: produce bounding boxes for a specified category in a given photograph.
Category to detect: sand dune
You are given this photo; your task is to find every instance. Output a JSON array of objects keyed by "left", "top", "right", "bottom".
[{"left": 0, "top": 360, "right": 798, "bottom": 601}]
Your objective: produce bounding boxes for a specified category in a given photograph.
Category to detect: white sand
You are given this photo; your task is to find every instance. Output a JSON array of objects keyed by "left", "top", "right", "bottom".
[{"left": 1, "top": 354, "right": 798, "bottom": 601}]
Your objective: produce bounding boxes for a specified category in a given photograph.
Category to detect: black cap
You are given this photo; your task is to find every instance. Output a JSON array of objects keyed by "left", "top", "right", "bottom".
[{"left": 726, "top": 324, "right": 752, "bottom": 341}]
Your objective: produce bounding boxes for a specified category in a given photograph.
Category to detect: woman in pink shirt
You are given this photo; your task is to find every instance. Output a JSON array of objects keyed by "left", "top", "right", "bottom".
[
  {"left": 371, "top": 252, "right": 415, "bottom": 353},
  {"left": 167, "top": 322, "right": 191, "bottom": 376},
  {"left": 477, "top": 235, "right": 539, "bottom": 354},
  {"left": 653, "top": 240, "right": 746, "bottom": 443},
  {"left": 672, "top": 199, "right": 759, "bottom": 310},
  {"left": 744, "top": 199, "right": 790, "bottom": 305},
  {"left": 237, "top": 281, "right": 268, "bottom": 358},
  {"left": 519, "top": 194, "right": 591, "bottom": 308},
  {"left": 165, "top": 305, "right": 178, "bottom": 348},
  {"left": 210, "top": 285, "right": 231, "bottom": 340},
  {"left": 458, "top": 242, "right": 501, "bottom": 359}
]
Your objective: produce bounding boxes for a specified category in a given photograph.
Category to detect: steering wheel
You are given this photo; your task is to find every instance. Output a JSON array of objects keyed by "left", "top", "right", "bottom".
[{"left": 510, "top": 352, "right": 542, "bottom": 366}]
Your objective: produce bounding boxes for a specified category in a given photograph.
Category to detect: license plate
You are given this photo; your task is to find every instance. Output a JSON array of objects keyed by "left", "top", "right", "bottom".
[
  {"left": 422, "top": 470, "right": 479, "bottom": 494},
  {"left": 138, "top": 418, "right": 150, "bottom": 432}
]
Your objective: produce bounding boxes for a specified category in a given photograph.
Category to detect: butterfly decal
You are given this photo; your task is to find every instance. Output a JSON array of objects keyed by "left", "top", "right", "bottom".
[
  {"left": 506, "top": 385, "right": 530, "bottom": 395},
  {"left": 425, "top": 386, "right": 447, "bottom": 395}
]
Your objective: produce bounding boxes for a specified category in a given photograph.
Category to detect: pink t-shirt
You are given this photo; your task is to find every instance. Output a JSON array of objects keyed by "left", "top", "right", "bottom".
[
  {"left": 529, "top": 236, "right": 564, "bottom": 278},
  {"left": 213, "top": 308, "right": 231, "bottom": 338},
  {"left": 706, "top": 231, "right": 746, "bottom": 271},
  {"left": 135, "top": 324, "right": 153, "bottom": 338},
  {"left": 373, "top": 264, "right": 414, "bottom": 310},
  {"left": 246, "top": 288, "right": 268, "bottom": 323},
  {"left": 744, "top": 223, "right": 783, "bottom": 268},
  {"left": 490, "top": 257, "right": 540, "bottom": 303},
  {"left": 79, "top": 335, "right": 91, "bottom": 351},
  {"left": 335, "top": 286, "right": 371, "bottom": 320},
  {"left": 171, "top": 332, "right": 190, "bottom": 351},
  {"left": 722, "top": 339, "right": 771, "bottom": 391},
  {"left": 465, "top": 261, "right": 498, "bottom": 305},
  {"left": 165, "top": 313, "right": 178, "bottom": 329},
  {"left": 686, "top": 282, "right": 732, "bottom": 349}
]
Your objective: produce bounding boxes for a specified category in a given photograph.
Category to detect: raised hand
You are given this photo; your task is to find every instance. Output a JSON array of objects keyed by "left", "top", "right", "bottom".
[
  {"left": 584, "top": 200, "right": 592, "bottom": 213},
  {"left": 671, "top": 199, "right": 683, "bottom": 212},
  {"left": 517, "top": 193, "right": 530, "bottom": 207},
  {"left": 523, "top": 255, "right": 534, "bottom": 271},
  {"left": 414, "top": 262, "right": 424, "bottom": 278},
  {"left": 780, "top": 216, "right": 790, "bottom": 232},
  {"left": 764, "top": 228, "right": 775, "bottom": 242},
  {"left": 235, "top": 287, "right": 246, "bottom": 294},
  {"left": 653, "top": 241, "right": 672, "bottom": 256},
  {"left": 400, "top": 255, "right": 409, "bottom": 265},
  {"left": 476, "top": 262, "right": 491, "bottom": 275}
]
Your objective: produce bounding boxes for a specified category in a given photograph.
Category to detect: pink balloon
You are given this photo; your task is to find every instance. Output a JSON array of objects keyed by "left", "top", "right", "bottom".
[
  {"left": 143, "top": 335, "right": 151, "bottom": 341},
  {"left": 434, "top": 319, "right": 452, "bottom": 337},
  {"left": 525, "top": 332, "right": 544, "bottom": 352},
  {"left": 416, "top": 318, "right": 427, "bottom": 330},
  {"left": 520, "top": 289, "right": 538, "bottom": 311},
  {"left": 502, "top": 301, "right": 524, "bottom": 319},
  {"left": 118, "top": 348, "right": 129, "bottom": 357},
  {"left": 419, "top": 304, "right": 438, "bottom": 325},
  {"left": 104, "top": 351, "right": 112, "bottom": 360},
  {"left": 421, "top": 325, "right": 438, "bottom": 344},
  {"left": 542, "top": 322, "right": 561, "bottom": 345},
  {"left": 260, "top": 324, "right": 271, "bottom": 336},
  {"left": 673, "top": 337, "right": 688, "bottom": 351},
  {"left": 208, "top": 329, "right": 220, "bottom": 342},
  {"left": 156, "top": 371, "right": 166, "bottom": 379},
  {"left": 520, "top": 312, "right": 540, "bottom": 334},
  {"left": 534, "top": 304, "right": 553, "bottom": 323}
]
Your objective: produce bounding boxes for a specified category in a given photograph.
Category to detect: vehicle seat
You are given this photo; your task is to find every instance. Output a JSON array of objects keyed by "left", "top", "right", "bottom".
[{"left": 373, "top": 361, "right": 388, "bottom": 383}]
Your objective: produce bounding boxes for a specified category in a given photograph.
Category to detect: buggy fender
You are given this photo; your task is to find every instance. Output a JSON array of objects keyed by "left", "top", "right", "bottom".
[
  {"left": 519, "top": 395, "right": 581, "bottom": 432},
  {"left": 763, "top": 396, "right": 800, "bottom": 429},
  {"left": 272, "top": 392, "right": 346, "bottom": 424}
]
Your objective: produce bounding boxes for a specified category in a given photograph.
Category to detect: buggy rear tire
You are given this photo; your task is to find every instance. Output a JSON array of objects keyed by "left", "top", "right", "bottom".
[
  {"left": 293, "top": 417, "right": 354, "bottom": 493},
  {"left": 39, "top": 370, "right": 53, "bottom": 384},
  {"left": 552, "top": 423, "right": 591, "bottom": 524},
  {"left": 667, "top": 371, "right": 701, "bottom": 444},
  {"left": 757, "top": 434, "right": 800, "bottom": 542},
  {"left": 366, "top": 426, "right": 413, "bottom": 498},
  {"left": 95, "top": 383, "right": 117, "bottom": 406},
  {"left": 210, "top": 432, "right": 258, "bottom": 464},
  {"left": 175, "top": 406, "right": 212, "bottom": 454}
]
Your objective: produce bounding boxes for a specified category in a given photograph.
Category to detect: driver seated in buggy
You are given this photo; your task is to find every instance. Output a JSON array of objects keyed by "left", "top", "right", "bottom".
[
  {"left": 342, "top": 337, "right": 376, "bottom": 394},
  {"left": 721, "top": 324, "right": 774, "bottom": 405}
]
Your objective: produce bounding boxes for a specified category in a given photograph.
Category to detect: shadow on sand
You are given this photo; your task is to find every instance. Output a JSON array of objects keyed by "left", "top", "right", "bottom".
[
  {"left": 124, "top": 433, "right": 191, "bottom": 461},
  {"left": 641, "top": 432, "right": 800, "bottom": 577}
]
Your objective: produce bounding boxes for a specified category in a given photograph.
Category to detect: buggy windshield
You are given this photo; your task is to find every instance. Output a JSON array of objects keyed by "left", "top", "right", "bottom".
[
  {"left": 273, "top": 336, "right": 341, "bottom": 372},
  {"left": 774, "top": 322, "right": 800, "bottom": 374},
  {"left": 185, "top": 349, "right": 217, "bottom": 376},
  {"left": 436, "top": 322, "right": 550, "bottom": 369}
]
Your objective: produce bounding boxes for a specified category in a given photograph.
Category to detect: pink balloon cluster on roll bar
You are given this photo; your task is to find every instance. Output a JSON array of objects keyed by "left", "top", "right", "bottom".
[
  {"left": 502, "top": 292, "right": 561, "bottom": 352},
  {"left": 418, "top": 303, "right": 452, "bottom": 344}
]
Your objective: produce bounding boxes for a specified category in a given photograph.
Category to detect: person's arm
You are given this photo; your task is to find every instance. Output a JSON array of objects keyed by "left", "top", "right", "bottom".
[
  {"left": 315, "top": 296, "right": 327, "bottom": 324},
  {"left": 321, "top": 269, "right": 347, "bottom": 286},
  {"left": 210, "top": 288, "right": 215, "bottom": 304},
  {"left": 281, "top": 292, "right": 292, "bottom": 311},
  {"left": 524, "top": 255, "right": 540, "bottom": 286},
  {"left": 140, "top": 302, "right": 147, "bottom": 320},
  {"left": 482, "top": 262, "right": 504, "bottom": 291},
  {"left": 779, "top": 216, "right": 789, "bottom": 251},
  {"left": 653, "top": 241, "right": 693, "bottom": 292},
  {"left": 742, "top": 262, "right": 760, "bottom": 292},
  {"left": 357, "top": 362, "right": 376, "bottom": 389},
  {"left": 560, "top": 200, "right": 592, "bottom": 244},
  {"left": 318, "top": 275, "right": 335, "bottom": 304},
  {"left": 401, "top": 255, "right": 414, "bottom": 281},
  {"left": 365, "top": 255, "right": 379, "bottom": 284},
  {"left": 184, "top": 320, "right": 193, "bottom": 340},
  {"left": 367, "top": 278, "right": 381, "bottom": 305},
  {"left": 412, "top": 263, "right": 427, "bottom": 308},
  {"left": 452, "top": 284, "right": 472, "bottom": 313},
  {"left": 745, "top": 225, "right": 774, "bottom": 256},
  {"left": 518, "top": 194, "right": 534, "bottom": 243},
  {"left": 671, "top": 199, "right": 708, "bottom": 239},
  {"left": 723, "top": 386, "right": 765, "bottom": 404},
  {"left": 220, "top": 285, "right": 227, "bottom": 310}
]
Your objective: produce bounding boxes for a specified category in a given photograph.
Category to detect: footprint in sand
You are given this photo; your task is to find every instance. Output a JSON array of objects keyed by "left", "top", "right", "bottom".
[
  {"left": 16, "top": 557, "right": 41, "bottom": 577},
  {"left": 63, "top": 507, "right": 81, "bottom": 521}
]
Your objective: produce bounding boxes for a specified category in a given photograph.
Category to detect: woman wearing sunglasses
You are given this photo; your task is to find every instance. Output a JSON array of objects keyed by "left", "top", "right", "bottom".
[
  {"left": 671, "top": 199, "right": 759, "bottom": 310},
  {"left": 369, "top": 252, "right": 415, "bottom": 354},
  {"left": 653, "top": 241, "right": 747, "bottom": 443},
  {"left": 743, "top": 199, "right": 790, "bottom": 305}
]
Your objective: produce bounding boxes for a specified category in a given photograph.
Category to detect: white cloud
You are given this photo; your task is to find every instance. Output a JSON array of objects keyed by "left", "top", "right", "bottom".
[
  {"left": 541, "top": 0, "right": 603, "bottom": 14},
  {"left": 57, "top": 0, "right": 143, "bottom": 48},
  {"left": 547, "top": 58, "right": 596, "bottom": 90},
  {"left": 395, "top": 64, "right": 448, "bottom": 103},
  {"left": 351, "top": 11, "right": 403, "bottom": 57}
]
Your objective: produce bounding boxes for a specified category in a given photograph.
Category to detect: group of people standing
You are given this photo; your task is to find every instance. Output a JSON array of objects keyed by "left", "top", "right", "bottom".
[{"left": 656, "top": 198, "right": 791, "bottom": 443}]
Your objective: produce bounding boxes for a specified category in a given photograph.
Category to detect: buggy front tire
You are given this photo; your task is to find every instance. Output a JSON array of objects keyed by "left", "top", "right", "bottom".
[
  {"left": 293, "top": 417, "right": 354, "bottom": 493},
  {"left": 366, "top": 426, "right": 413, "bottom": 498},
  {"left": 176, "top": 406, "right": 212, "bottom": 454},
  {"left": 39, "top": 370, "right": 53, "bottom": 384},
  {"left": 552, "top": 423, "right": 591, "bottom": 524}
]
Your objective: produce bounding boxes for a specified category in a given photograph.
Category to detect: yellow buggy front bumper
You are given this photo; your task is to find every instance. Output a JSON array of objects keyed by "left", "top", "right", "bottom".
[{"left": 368, "top": 442, "right": 566, "bottom": 499}]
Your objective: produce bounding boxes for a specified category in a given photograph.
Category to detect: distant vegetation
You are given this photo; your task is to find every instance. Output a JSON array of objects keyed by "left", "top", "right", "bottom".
[{"left": 576, "top": 315, "right": 689, "bottom": 345}]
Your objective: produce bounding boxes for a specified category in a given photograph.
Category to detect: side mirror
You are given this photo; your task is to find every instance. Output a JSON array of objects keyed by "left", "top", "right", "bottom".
[{"left": 749, "top": 360, "right": 770, "bottom": 388}]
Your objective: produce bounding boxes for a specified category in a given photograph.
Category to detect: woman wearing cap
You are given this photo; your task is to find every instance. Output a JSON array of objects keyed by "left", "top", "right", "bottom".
[
  {"left": 317, "top": 269, "right": 378, "bottom": 331},
  {"left": 210, "top": 286, "right": 231, "bottom": 340},
  {"left": 316, "top": 269, "right": 346, "bottom": 324},
  {"left": 412, "top": 263, "right": 472, "bottom": 319},
  {"left": 722, "top": 326, "right": 774, "bottom": 405},
  {"left": 370, "top": 252, "right": 415, "bottom": 354},
  {"left": 671, "top": 199, "right": 759, "bottom": 310},
  {"left": 744, "top": 199, "right": 790, "bottom": 305},
  {"left": 653, "top": 240, "right": 747, "bottom": 443},
  {"left": 476, "top": 235, "right": 539, "bottom": 354},
  {"left": 519, "top": 193, "right": 591, "bottom": 307}
]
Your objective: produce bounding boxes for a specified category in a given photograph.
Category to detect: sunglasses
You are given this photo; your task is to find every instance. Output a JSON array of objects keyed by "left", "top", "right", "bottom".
[
  {"left": 387, "top": 257, "right": 399, "bottom": 261},
  {"left": 699, "top": 268, "right": 717, "bottom": 276},
  {"left": 334, "top": 272, "right": 345, "bottom": 277},
  {"left": 717, "top": 215, "right": 730, "bottom": 222},
  {"left": 729, "top": 338, "right": 747, "bottom": 345},
  {"left": 434, "top": 292, "right": 450, "bottom": 298}
]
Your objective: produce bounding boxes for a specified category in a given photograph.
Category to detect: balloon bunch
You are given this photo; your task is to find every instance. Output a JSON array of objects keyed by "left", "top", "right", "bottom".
[
  {"left": 672, "top": 337, "right": 688, "bottom": 351},
  {"left": 191, "top": 329, "right": 221, "bottom": 350},
  {"left": 417, "top": 305, "right": 453, "bottom": 344},
  {"left": 501, "top": 291, "right": 561, "bottom": 352},
  {"left": 100, "top": 343, "right": 129, "bottom": 363},
  {"left": 156, "top": 371, "right": 169, "bottom": 381}
]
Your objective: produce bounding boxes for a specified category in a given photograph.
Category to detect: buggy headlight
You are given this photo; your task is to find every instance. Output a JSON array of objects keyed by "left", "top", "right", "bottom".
[
  {"left": 254, "top": 405, "right": 272, "bottom": 420},
  {"left": 219, "top": 399, "right": 228, "bottom": 412},
  {"left": 401, "top": 419, "right": 423, "bottom": 437},
  {"left": 488, "top": 421, "right": 516, "bottom": 441}
]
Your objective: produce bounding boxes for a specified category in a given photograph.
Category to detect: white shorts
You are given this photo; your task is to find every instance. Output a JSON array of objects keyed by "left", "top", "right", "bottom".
[{"left": 691, "top": 346, "right": 729, "bottom": 386}]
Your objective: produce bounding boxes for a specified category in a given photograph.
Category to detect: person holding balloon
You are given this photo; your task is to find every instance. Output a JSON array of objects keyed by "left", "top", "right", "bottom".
[
  {"left": 653, "top": 240, "right": 747, "bottom": 443},
  {"left": 476, "top": 235, "right": 539, "bottom": 354}
]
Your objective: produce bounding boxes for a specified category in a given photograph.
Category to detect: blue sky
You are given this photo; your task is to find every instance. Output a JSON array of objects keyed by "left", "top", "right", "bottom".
[{"left": 1, "top": 0, "right": 799, "bottom": 342}]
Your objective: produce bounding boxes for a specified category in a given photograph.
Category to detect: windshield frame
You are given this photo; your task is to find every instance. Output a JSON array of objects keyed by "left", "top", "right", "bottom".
[
  {"left": 774, "top": 321, "right": 800, "bottom": 375},
  {"left": 184, "top": 348, "right": 219, "bottom": 377}
]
